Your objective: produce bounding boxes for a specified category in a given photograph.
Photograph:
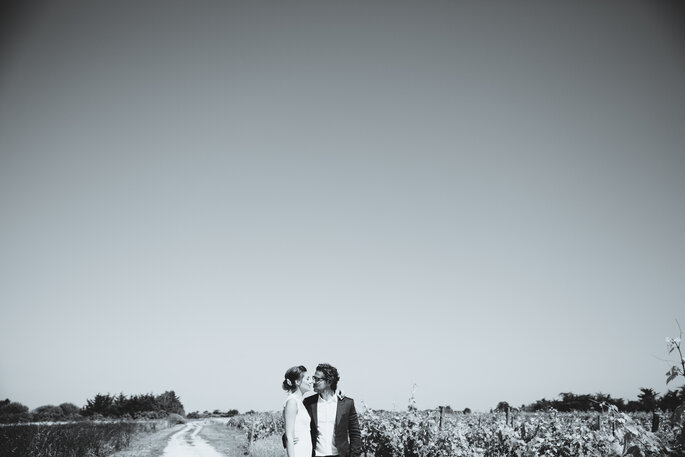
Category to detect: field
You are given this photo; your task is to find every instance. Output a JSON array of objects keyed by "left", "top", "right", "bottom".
[
  {"left": 356, "top": 408, "right": 670, "bottom": 456},
  {"left": 108, "top": 421, "right": 184, "bottom": 457},
  {"left": 0, "top": 420, "right": 172, "bottom": 457},
  {"left": 1, "top": 407, "right": 683, "bottom": 457},
  {"left": 230, "top": 405, "right": 685, "bottom": 457}
]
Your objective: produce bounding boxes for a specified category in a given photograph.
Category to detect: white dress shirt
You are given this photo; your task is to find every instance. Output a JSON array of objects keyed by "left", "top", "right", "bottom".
[{"left": 315, "top": 394, "right": 338, "bottom": 456}]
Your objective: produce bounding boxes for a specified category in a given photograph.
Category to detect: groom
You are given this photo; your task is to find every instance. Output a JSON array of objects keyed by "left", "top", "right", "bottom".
[{"left": 303, "top": 363, "right": 362, "bottom": 457}]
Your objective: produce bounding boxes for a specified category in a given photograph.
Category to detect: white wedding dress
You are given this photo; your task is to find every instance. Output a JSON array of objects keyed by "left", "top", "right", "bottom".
[{"left": 284, "top": 393, "right": 312, "bottom": 457}]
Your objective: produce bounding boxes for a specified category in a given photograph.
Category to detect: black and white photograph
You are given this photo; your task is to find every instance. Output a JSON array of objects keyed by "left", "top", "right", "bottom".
[{"left": 1, "top": 1, "right": 684, "bottom": 456}]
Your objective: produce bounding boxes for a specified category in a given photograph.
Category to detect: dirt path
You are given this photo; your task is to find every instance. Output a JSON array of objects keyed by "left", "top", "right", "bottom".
[{"left": 161, "top": 421, "right": 227, "bottom": 457}]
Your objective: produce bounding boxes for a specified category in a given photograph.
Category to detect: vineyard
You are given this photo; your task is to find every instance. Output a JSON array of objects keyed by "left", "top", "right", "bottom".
[
  {"left": 0, "top": 329, "right": 682, "bottom": 456},
  {"left": 228, "top": 404, "right": 684, "bottom": 456},
  {"left": 225, "top": 325, "right": 685, "bottom": 456},
  {"left": 356, "top": 406, "right": 678, "bottom": 457}
]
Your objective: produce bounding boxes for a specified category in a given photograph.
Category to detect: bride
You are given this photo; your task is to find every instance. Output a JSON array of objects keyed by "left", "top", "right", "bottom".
[{"left": 282, "top": 365, "right": 313, "bottom": 457}]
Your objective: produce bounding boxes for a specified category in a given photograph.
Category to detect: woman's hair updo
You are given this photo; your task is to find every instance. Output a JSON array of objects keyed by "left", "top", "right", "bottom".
[{"left": 282, "top": 365, "right": 307, "bottom": 393}]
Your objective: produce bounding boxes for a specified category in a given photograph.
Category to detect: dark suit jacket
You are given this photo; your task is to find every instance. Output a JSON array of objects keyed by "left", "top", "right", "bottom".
[{"left": 302, "top": 393, "right": 362, "bottom": 457}]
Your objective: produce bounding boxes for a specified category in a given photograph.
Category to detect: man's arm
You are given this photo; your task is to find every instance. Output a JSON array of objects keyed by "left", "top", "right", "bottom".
[
  {"left": 304, "top": 395, "right": 318, "bottom": 452},
  {"left": 347, "top": 400, "right": 362, "bottom": 457}
]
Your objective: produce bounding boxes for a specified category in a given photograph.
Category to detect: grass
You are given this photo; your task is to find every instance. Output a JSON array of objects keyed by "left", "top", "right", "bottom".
[
  {"left": 246, "top": 434, "right": 284, "bottom": 457},
  {"left": 108, "top": 421, "right": 183, "bottom": 457},
  {"left": 197, "top": 419, "right": 249, "bottom": 456},
  {"left": 0, "top": 418, "right": 279, "bottom": 457},
  {"left": 0, "top": 421, "right": 140, "bottom": 457},
  {"left": 195, "top": 420, "right": 285, "bottom": 457}
]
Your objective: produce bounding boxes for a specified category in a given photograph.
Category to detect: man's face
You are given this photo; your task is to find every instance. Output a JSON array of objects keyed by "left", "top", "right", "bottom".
[{"left": 312, "top": 370, "right": 329, "bottom": 393}]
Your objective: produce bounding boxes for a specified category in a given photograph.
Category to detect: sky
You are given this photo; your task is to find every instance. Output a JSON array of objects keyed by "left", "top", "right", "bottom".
[{"left": 1, "top": 1, "right": 684, "bottom": 415}]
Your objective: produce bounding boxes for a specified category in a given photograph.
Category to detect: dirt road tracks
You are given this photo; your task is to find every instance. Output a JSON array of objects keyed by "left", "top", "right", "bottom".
[{"left": 161, "top": 421, "right": 227, "bottom": 457}]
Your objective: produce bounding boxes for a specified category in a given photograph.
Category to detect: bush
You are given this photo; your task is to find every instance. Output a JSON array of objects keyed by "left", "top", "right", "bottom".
[
  {"left": 0, "top": 401, "right": 31, "bottom": 423},
  {"left": 167, "top": 413, "right": 187, "bottom": 425},
  {"left": 134, "top": 410, "right": 166, "bottom": 420},
  {"left": 59, "top": 402, "right": 82, "bottom": 417},
  {"left": 32, "top": 405, "right": 65, "bottom": 421},
  {"left": 0, "top": 401, "right": 29, "bottom": 415}
]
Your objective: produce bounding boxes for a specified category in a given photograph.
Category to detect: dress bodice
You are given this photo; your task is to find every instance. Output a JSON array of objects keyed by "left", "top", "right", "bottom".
[{"left": 284, "top": 393, "right": 312, "bottom": 457}]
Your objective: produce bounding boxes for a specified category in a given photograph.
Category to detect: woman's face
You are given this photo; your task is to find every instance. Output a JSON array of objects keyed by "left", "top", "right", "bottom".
[{"left": 298, "top": 373, "right": 313, "bottom": 393}]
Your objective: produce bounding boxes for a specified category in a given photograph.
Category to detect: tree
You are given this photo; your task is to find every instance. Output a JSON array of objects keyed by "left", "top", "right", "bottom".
[
  {"left": 658, "top": 386, "right": 685, "bottom": 411},
  {"left": 82, "top": 393, "right": 115, "bottom": 417},
  {"left": 638, "top": 388, "right": 658, "bottom": 412},
  {"left": 495, "top": 401, "right": 510, "bottom": 412},
  {"left": 129, "top": 393, "right": 158, "bottom": 414},
  {"left": 0, "top": 401, "right": 30, "bottom": 423},
  {"left": 113, "top": 393, "right": 128, "bottom": 416},
  {"left": 32, "top": 405, "right": 65, "bottom": 421},
  {"left": 59, "top": 402, "right": 81, "bottom": 417},
  {"left": 156, "top": 391, "right": 185, "bottom": 416},
  {"left": 80, "top": 391, "right": 186, "bottom": 418},
  {"left": 527, "top": 398, "right": 553, "bottom": 411},
  {"left": 625, "top": 400, "right": 641, "bottom": 412},
  {"left": 0, "top": 401, "right": 28, "bottom": 415},
  {"left": 557, "top": 392, "right": 594, "bottom": 412}
]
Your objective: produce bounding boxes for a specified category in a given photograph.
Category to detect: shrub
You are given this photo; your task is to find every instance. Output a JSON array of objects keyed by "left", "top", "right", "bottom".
[
  {"left": 59, "top": 402, "right": 82, "bottom": 417},
  {"left": 0, "top": 401, "right": 31, "bottom": 423},
  {"left": 167, "top": 413, "right": 187, "bottom": 425},
  {"left": 32, "top": 405, "right": 65, "bottom": 421}
]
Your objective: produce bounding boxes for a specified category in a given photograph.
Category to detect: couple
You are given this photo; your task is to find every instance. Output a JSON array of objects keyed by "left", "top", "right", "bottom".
[{"left": 282, "top": 363, "right": 361, "bottom": 457}]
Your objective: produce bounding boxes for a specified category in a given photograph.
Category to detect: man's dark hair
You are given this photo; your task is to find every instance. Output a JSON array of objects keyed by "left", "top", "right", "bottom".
[{"left": 316, "top": 363, "right": 340, "bottom": 391}]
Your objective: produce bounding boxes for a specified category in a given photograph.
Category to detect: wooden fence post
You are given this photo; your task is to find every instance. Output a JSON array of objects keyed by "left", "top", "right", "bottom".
[
  {"left": 249, "top": 420, "right": 256, "bottom": 454},
  {"left": 439, "top": 406, "right": 444, "bottom": 431},
  {"left": 651, "top": 412, "right": 660, "bottom": 432}
]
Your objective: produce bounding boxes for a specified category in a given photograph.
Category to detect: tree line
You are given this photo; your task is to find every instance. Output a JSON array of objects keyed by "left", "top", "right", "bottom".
[
  {"left": 491, "top": 386, "right": 685, "bottom": 413},
  {"left": 0, "top": 390, "right": 185, "bottom": 423}
]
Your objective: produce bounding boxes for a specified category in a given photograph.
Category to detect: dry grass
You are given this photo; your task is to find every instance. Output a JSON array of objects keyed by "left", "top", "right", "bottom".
[
  {"left": 196, "top": 419, "right": 249, "bottom": 457},
  {"left": 108, "top": 422, "right": 184, "bottom": 457},
  {"left": 247, "top": 434, "right": 284, "bottom": 457},
  {"left": 196, "top": 420, "right": 285, "bottom": 457},
  {"left": 0, "top": 421, "right": 154, "bottom": 457}
]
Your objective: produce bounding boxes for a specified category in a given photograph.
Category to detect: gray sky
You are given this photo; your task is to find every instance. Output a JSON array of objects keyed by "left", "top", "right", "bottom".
[{"left": 1, "top": 1, "right": 684, "bottom": 414}]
